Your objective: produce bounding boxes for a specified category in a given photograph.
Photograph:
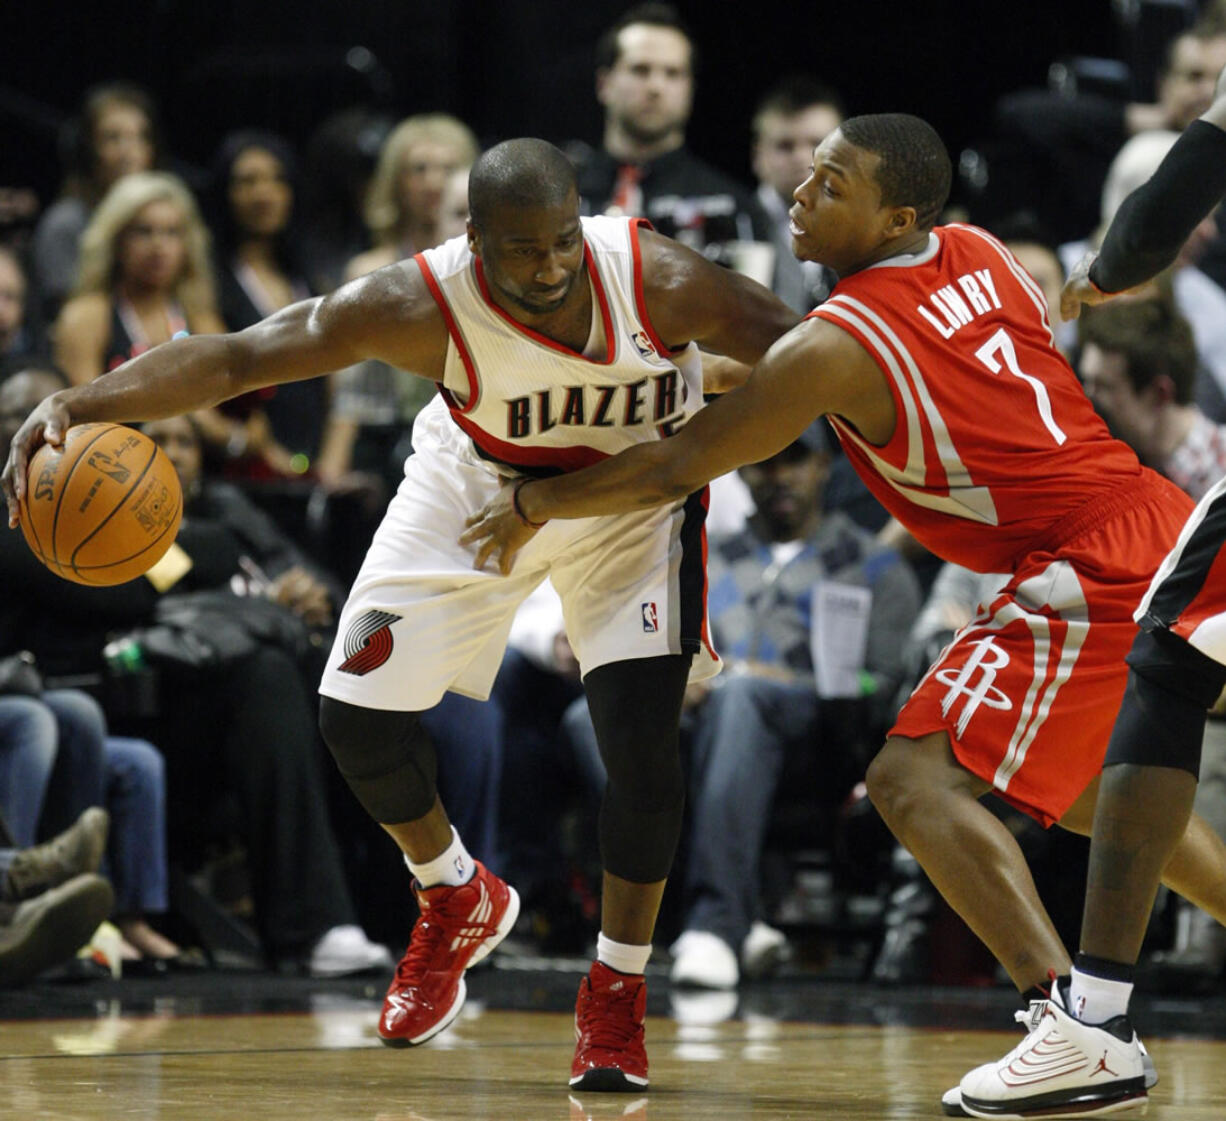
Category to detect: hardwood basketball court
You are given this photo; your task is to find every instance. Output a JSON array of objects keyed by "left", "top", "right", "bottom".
[{"left": 2, "top": 961, "right": 1224, "bottom": 1119}]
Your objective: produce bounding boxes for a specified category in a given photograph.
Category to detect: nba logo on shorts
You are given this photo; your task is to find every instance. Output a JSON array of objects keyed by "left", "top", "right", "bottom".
[
  {"left": 641, "top": 602, "right": 658, "bottom": 633},
  {"left": 632, "top": 330, "right": 656, "bottom": 358}
]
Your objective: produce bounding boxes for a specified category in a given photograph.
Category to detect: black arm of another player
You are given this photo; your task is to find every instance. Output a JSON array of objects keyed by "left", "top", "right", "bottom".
[{"left": 1090, "top": 119, "right": 1226, "bottom": 293}]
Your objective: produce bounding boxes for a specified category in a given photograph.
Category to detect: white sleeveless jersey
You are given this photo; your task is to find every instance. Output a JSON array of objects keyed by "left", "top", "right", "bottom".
[{"left": 416, "top": 215, "right": 704, "bottom": 473}]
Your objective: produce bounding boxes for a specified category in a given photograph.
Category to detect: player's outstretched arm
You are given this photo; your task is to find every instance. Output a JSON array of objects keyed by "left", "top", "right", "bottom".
[
  {"left": 461, "top": 317, "right": 892, "bottom": 573},
  {"left": 1062, "top": 63, "right": 1226, "bottom": 322},
  {"left": 2, "top": 261, "right": 448, "bottom": 525}
]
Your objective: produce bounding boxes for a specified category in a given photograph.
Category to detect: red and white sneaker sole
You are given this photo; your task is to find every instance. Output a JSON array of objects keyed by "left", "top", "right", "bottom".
[{"left": 379, "top": 884, "right": 520, "bottom": 1049}]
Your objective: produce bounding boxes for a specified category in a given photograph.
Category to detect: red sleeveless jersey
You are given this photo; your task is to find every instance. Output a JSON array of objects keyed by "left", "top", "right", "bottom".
[{"left": 810, "top": 223, "right": 1153, "bottom": 572}]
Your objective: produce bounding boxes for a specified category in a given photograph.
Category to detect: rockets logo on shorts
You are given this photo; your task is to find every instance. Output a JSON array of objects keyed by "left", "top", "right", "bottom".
[
  {"left": 935, "top": 636, "right": 1013, "bottom": 736},
  {"left": 641, "top": 602, "right": 658, "bottom": 633},
  {"left": 338, "top": 610, "right": 403, "bottom": 675}
]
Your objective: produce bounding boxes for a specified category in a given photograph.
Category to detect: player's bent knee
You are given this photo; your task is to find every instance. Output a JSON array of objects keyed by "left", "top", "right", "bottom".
[
  {"left": 318, "top": 696, "right": 438, "bottom": 824},
  {"left": 1105, "top": 628, "right": 1226, "bottom": 775},
  {"left": 864, "top": 739, "right": 916, "bottom": 818}
]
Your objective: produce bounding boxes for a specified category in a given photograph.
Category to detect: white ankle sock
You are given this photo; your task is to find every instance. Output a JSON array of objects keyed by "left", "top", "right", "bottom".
[
  {"left": 1068, "top": 964, "right": 1133, "bottom": 1023},
  {"left": 406, "top": 828, "right": 474, "bottom": 888},
  {"left": 597, "top": 932, "right": 651, "bottom": 976}
]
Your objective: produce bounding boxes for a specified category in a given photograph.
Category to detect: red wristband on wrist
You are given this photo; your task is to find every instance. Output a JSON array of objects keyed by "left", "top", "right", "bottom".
[{"left": 512, "top": 478, "right": 548, "bottom": 529}]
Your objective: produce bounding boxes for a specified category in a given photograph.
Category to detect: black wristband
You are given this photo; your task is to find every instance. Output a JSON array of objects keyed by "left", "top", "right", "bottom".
[{"left": 512, "top": 479, "right": 547, "bottom": 528}]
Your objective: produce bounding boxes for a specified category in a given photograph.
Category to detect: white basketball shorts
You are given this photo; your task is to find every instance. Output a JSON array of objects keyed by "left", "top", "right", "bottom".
[{"left": 318, "top": 398, "right": 719, "bottom": 712}]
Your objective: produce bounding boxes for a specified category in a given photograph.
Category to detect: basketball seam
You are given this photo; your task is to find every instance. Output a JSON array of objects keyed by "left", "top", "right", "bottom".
[
  {"left": 67, "top": 442, "right": 161, "bottom": 580},
  {"left": 71, "top": 487, "right": 182, "bottom": 583},
  {"left": 45, "top": 424, "right": 115, "bottom": 581}
]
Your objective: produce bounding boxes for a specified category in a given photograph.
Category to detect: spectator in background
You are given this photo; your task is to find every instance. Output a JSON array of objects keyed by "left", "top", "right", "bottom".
[
  {"left": 296, "top": 108, "right": 392, "bottom": 295},
  {"left": 31, "top": 83, "right": 159, "bottom": 323},
  {"left": 315, "top": 115, "right": 480, "bottom": 496},
  {"left": 750, "top": 75, "right": 843, "bottom": 312},
  {"left": 346, "top": 114, "right": 479, "bottom": 279},
  {"left": 0, "top": 366, "right": 390, "bottom": 977},
  {"left": 0, "top": 806, "right": 113, "bottom": 988},
  {"left": 987, "top": 213, "right": 1071, "bottom": 354},
  {"left": 50, "top": 171, "right": 299, "bottom": 476},
  {"left": 1077, "top": 297, "right": 1226, "bottom": 986},
  {"left": 208, "top": 130, "right": 326, "bottom": 481},
  {"left": 663, "top": 427, "right": 921, "bottom": 989},
  {"left": 436, "top": 166, "right": 472, "bottom": 244},
  {"left": 1078, "top": 297, "right": 1217, "bottom": 496},
  {"left": 1060, "top": 130, "right": 1226, "bottom": 419},
  {"left": 0, "top": 247, "right": 32, "bottom": 357},
  {"left": 991, "top": 20, "right": 1226, "bottom": 243},
  {"left": 571, "top": 3, "right": 773, "bottom": 277},
  {"left": 0, "top": 682, "right": 186, "bottom": 973}
]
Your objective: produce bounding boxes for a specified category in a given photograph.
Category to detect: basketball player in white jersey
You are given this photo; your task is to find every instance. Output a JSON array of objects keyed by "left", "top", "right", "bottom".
[{"left": 1, "top": 137, "right": 798, "bottom": 1091}]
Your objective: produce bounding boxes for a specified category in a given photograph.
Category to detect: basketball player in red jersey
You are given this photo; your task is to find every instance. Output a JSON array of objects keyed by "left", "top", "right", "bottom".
[
  {"left": 943, "top": 67, "right": 1226, "bottom": 1119},
  {"left": 463, "top": 114, "right": 1226, "bottom": 1116},
  {"left": 1, "top": 138, "right": 799, "bottom": 1092}
]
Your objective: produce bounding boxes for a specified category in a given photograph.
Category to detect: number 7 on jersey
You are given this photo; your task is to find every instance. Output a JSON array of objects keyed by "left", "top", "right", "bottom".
[{"left": 975, "top": 327, "right": 1068, "bottom": 446}]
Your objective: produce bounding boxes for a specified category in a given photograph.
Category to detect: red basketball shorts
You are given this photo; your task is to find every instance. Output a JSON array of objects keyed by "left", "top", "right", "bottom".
[{"left": 893, "top": 476, "right": 1193, "bottom": 826}]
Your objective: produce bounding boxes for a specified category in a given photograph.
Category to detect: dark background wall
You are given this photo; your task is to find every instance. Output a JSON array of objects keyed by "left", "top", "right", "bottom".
[{"left": 1, "top": 1, "right": 1136, "bottom": 206}]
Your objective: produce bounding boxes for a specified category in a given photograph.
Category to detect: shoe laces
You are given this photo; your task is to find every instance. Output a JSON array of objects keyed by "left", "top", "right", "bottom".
[
  {"left": 577, "top": 981, "right": 642, "bottom": 1051},
  {"left": 393, "top": 914, "right": 448, "bottom": 984}
]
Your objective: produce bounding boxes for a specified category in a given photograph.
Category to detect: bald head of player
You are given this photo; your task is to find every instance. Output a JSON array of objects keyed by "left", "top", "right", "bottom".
[
  {"left": 790, "top": 112, "right": 952, "bottom": 277},
  {"left": 467, "top": 138, "right": 587, "bottom": 317}
]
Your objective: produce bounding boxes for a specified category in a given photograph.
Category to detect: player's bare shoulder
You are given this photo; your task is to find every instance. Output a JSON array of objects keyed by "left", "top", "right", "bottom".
[
  {"left": 771, "top": 314, "right": 894, "bottom": 445},
  {"left": 318, "top": 257, "right": 451, "bottom": 378},
  {"left": 636, "top": 227, "right": 799, "bottom": 363}
]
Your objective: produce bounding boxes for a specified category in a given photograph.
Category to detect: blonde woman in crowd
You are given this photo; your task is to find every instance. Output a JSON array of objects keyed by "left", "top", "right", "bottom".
[
  {"left": 32, "top": 82, "right": 160, "bottom": 321},
  {"left": 315, "top": 115, "right": 479, "bottom": 491},
  {"left": 52, "top": 171, "right": 285, "bottom": 474}
]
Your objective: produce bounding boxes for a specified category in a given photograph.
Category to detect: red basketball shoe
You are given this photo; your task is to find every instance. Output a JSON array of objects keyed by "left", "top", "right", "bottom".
[
  {"left": 569, "top": 960, "right": 649, "bottom": 1091},
  {"left": 378, "top": 861, "right": 519, "bottom": 1047}
]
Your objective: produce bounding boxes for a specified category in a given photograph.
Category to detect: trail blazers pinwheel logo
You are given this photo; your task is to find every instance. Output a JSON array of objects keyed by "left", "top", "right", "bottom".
[{"left": 338, "top": 610, "right": 402, "bottom": 675}]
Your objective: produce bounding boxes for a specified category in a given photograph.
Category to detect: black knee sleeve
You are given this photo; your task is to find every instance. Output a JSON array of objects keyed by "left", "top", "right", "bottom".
[
  {"left": 1105, "top": 627, "right": 1226, "bottom": 775},
  {"left": 585, "top": 656, "right": 690, "bottom": 883},
  {"left": 318, "top": 696, "right": 437, "bottom": 824}
]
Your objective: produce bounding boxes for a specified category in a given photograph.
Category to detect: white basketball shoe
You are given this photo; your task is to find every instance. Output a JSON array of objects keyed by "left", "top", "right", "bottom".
[
  {"left": 954, "top": 975, "right": 1148, "bottom": 1117},
  {"left": 942, "top": 1003, "right": 1157, "bottom": 1117}
]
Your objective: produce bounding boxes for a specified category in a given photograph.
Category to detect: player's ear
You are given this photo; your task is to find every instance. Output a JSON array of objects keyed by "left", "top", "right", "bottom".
[
  {"left": 885, "top": 205, "right": 918, "bottom": 240},
  {"left": 466, "top": 220, "right": 480, "bottom": 255}
]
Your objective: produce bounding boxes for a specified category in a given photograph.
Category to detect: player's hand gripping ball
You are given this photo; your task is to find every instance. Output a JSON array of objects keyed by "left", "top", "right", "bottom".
[{"left": 19, "top": 423, "right": 182, "bottom": 585}]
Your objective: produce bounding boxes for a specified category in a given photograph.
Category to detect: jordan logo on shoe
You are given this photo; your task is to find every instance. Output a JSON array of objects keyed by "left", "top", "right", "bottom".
[
  {"left": 1090, "top": 1053, "right": 1118, "bottom": 1079},
  {"left": 609, "top": 980, "right": 624, "bottom": 992}
]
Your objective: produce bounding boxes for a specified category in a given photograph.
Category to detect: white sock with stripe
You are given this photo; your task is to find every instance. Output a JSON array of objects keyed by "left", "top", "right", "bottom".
[{"left": 406, "top": 828, "right": 474, "bottom": 888}]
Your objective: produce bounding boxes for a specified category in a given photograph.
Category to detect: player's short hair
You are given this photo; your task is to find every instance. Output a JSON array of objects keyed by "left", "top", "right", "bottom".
[
  {"left": 468, "top": 139, "right": 578, "bottom": 233},
  {"left": 839, "top": 113, "right": 952, "bottom": 231},
  {"left": 594, "top": 3, "right": 697, "bottom": 75},
  {"left": 1079, "top": 297, "right": 1198, "bottom": 404}
]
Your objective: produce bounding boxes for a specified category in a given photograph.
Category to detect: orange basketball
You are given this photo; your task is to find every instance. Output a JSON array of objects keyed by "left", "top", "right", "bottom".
[{"left": 19, "top": 422, "right": 183, "bottom": 586}]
